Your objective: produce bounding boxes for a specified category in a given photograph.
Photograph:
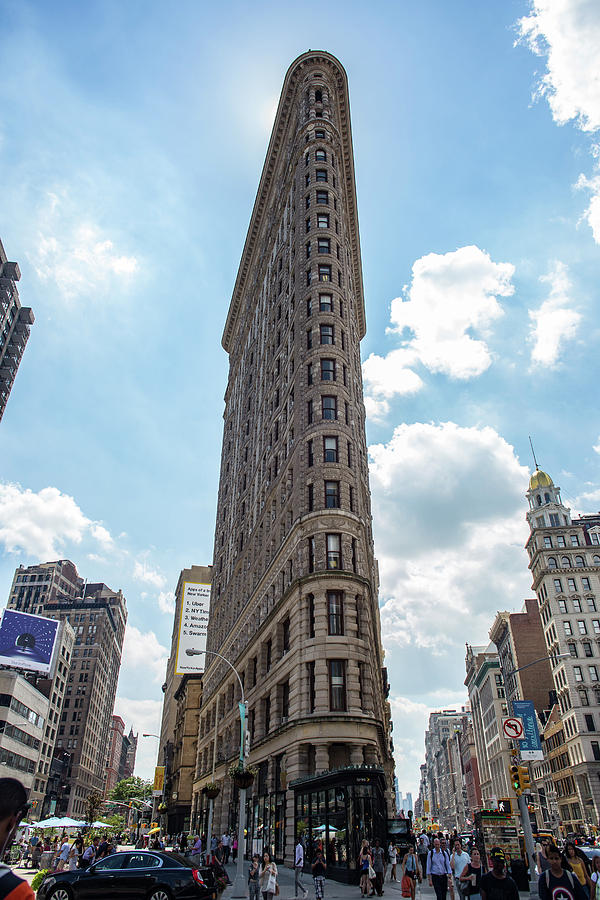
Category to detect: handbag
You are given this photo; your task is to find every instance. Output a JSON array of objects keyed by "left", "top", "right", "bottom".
[
  {"left": 368, "top": 865, "right": 376, "bottom": 880},
  {"left": 401, "top": 875, "right": 412, "bottom": 898}
]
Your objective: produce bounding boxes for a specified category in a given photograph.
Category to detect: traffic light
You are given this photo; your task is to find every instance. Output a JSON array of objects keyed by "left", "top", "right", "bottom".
[
  {"left": 510, "top": 764, "right": 521, "bottom": 794},
  {"left": 519, "top": 766, "right": 531, "bottom": 793}
]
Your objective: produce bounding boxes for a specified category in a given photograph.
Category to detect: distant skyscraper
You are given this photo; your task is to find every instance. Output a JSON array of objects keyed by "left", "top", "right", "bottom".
[
  {"left": 192, "top": 50, "right": 394, "bottom": 875},
  {"left": 124, "top": 727, "right": 138, "bottom": 779},
  {"left": 7, "top": 560, "right": 127, "bottom": 817},
  {"left": 406, "top": 792, "right": 413, "bottom": 812},
  {"left": 0, "top": 238, "right": 34, "bottom": 422}
]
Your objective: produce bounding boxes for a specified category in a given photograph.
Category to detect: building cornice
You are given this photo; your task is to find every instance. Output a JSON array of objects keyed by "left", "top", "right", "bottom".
[{"left": 222, "top": 50, "right": 365, "bottom": 353}]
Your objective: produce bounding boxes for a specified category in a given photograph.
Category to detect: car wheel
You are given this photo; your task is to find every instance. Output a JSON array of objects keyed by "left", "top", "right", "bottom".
[
  {"left": 149, "top": 890, "right": 172, "bottom": 900},
  {"left": 48, "top": 887, "right": 73, "bottom": 900}
]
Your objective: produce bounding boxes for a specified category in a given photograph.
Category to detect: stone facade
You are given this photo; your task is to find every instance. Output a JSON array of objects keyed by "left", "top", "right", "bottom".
[
  {"left": 193, "top": 51, "right": 394, "bottom": 872},
  {"left": 0, "top": 237, "right": 34, "bottom": 422}
]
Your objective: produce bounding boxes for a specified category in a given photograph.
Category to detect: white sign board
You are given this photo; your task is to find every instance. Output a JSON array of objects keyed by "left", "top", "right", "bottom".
[
  {"left": 501, "top": 717, "right": 524, "bottom": 740},
  {"left": 175, "top": 582, "right": 211, "bottom": 675}
]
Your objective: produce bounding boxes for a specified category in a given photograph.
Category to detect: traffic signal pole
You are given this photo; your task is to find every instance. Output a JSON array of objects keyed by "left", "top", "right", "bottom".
[{"left": 517, "top": 791, "right": 536, "bottom": 881}]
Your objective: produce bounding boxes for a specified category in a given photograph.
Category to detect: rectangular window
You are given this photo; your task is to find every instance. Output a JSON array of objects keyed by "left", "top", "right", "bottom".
[
  {"left": 327, "top": 588, "right": 344, "bottom": 632},
  {"left": 559, "top": 599, "right": 568, "bottom": 613},
  {"left": 349, "top": 485, "right": 354, "bottom": 512},
  {"left": 305, "top": 172, "right": 310, "bottom": 187},
  {"left": 281, "top": 681, "right": 290, "bottom": 717},
  {"left": 308, "top": 439, "right": 314, "bottom": 466},
  {"left": 317, "top": 213, "right": 329, "bottom": 228},
  {"left": 568, "top": 643, "right": 578, "bottom": 657},
  {"left": 321, "top": 358, "right": 335, "bottom": 380},
  {"left": 307, "top": 362, "right": 313, "bottom": 385},
  {"left": 306, "top": 241, "right": 311, "bottom": 258},
  {"left": 579, "top": 620, "right": 588, "bottom": 634},
  {"left": 282, "top": 619, "right": 290, "bottom": 652},
  {"left": 326, "top": 536, "right": 342, "bottom": 572},
  {"left": 308, "top": 594, "right": 315, "bottom": 639},
  {"left": 319, "top": 264, "right": 332, "bottom": 282},
  {"left": 586, "top": 714, "right": 595, "bottom": 731},
  {"left": 594, "top": 620, "right": 600, "bottom": 634},
  {"left": 306, "top": 217, "right": 311, "bottom": 233},
  {"left": 347, "top": 442, "right": 353, "bottom": 467},
  {"left": 352, "top": 538, "right": 357, "bottom": 573},
  {"left": 554, "top": 579, "right": 563, "bottom": 593},
  {"left": 307, "top": 329, "right": 312, "bottom": 349},
  {"left": 305, "top": 194, "right": 310, "bottom": 209},
  {"left": 584, "top": 643, "right": 594, "bottom": 657},
  {"left": 316, "top": 190, "right": 328, "bottom": 204},
  {"left": 318, "top": 238, "right": 330, "bottom": 254},
  {"left": 319, "top": 293, "right": 333, "bottom": 312},
  {"left": 329, "top": 660, "right": 346, "bottom": 711},
  {"left": 308, "top": 537, "right": 315, "bottom": 573},
  {"left": 307, "top": 399, "right": 313, "bottom": 424},
  {"left": 266, "top": 640, "right": 272, "bottom": 672},
  {"left": 307, "top": 483, "right": 314, "bottom": 512},
  {"left": 574, "top": 666, "right": 583, "bottom": 682},
  {"left": 324, "top": 436, "right": 338, "bottom": 462},
  {"left": 592, "top": 741, "right": 600, "bottom": 761},
  {"left": 316, "top": 149, "right": 326, "bottom": 162},
  {"left": 306, "top": 269, "right": 312, "bottom": 286},
  {"left": 320, "top": 324, "right": 334, "bottom": 344},
  {"left": 316, "top": 169, "right": 328, "bottom": 182},
  {"left": 569, "top": 580, "right": 578, "bottom": 594},
  {"left": 325, "top": 480, "right": 340, "bottom": 508},
  {"left": 544, "top": 536, "right": 553, "bottom": 548},
  {"left": 264, "top": 696, "right": 271, "bottom": 733},
  {"left": 591, "top": 667, "right": 599, "bottom": 682},
  {"left": 308, "top": 661, "right": 315, "bottom": 713},
  {"left": 571, "top": 534, "right": 580, "bottom": 546},
  {"left": 583, "top": 579, "right": 592, "bottom": 593},
  {"left": 557, "top": 535, "right": 566, "bottom": 547},
  {"left": 322, "top": 396, "right": 337, "bottom": 420},
  {"left": 550, "top": 513, "right": 560, "bottom": 526},
  {"left": 564, "top": 621, "right": 573, "bottom": 635}
]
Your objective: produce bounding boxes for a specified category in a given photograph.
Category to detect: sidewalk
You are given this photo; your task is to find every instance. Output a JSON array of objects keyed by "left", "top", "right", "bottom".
[{"left": 222, "top": 862, "right": 436, "bottom": 900}]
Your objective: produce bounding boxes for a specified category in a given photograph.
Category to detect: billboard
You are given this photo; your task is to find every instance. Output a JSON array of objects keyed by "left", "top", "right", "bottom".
[
  {"left": 0, "top": 608, "right": 59, "bottom": 675},
  {"left": 513, "top": 699, "right": 544, "bottom": 761},
  {"left": 153, "top": 766, "right": 165, "bottom": 796},
  {"left": 174, "top": 582, "right": 211, "bottom": 675}
]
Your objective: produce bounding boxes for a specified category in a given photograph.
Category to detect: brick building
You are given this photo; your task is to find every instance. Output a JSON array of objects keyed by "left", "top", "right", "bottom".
[
  {"left": 192, "top": 51, "right": 394, "bottom": 877},
  {"left": 0, "top": 238, "right": 34, "bottom": 422}
]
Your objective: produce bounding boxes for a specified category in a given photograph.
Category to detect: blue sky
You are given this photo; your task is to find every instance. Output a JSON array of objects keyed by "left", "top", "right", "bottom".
[{"left": 1, "top": 0, "right": 599, "bottom": 796}]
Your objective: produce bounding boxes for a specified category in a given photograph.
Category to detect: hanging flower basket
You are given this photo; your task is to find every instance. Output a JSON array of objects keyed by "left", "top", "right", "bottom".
[
  {"left": 203, "top": 782, "right": 221, "bottom": 799},
  {"left": 158, "top": 802, "right": 168, "bottom": 813},
  {"left": 228, "top": 761, "right": 257, "bottom": 789}
]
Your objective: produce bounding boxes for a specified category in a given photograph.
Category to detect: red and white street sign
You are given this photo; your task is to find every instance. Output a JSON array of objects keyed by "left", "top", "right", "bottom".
[{"left": 502, "top": 717, "right": 524, "bottom": 740}]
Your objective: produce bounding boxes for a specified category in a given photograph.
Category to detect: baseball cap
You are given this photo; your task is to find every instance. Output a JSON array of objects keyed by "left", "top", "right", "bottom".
[{"left": 490, "top": 848, "right": 506, "bottom": 860}]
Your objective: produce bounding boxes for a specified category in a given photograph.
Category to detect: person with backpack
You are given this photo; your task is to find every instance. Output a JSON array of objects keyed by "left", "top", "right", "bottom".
[
  {"left": 539, "top": 844, "right": 587, "bottom": 900},
  {"left": 459, "top": 846, "right": 484, "bottom": 900},
  {"left": 427, "top": 837, "right": 452, "bottom": 900}
]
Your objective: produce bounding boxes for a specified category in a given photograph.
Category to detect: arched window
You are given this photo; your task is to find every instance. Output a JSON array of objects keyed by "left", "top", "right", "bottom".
[
  {"left": 594, "top": 555, "right": 600, "bottom": 566},
  {"left": 561, "top": 556, "right": 571, "bottom": 567},
  {"left": 545, "top": 493, "right": 551, "bottom": 503},
  {"left": 548, "top": 557, "right": 558, "bottom": 569},
  {"left": 575, "top": 556, "right": 585, "bottom": 567}
]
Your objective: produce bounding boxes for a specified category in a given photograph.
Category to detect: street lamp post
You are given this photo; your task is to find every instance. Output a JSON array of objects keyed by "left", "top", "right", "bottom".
[
  {"left": 500, "top": 652, "right": 570, "bottom": 882},
  {"left": 187, "top": 648, "right": 248, "bottom": 899}
]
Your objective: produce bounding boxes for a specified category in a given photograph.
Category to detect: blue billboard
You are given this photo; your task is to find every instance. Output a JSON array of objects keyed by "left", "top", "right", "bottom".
[
  {"left": 513, "top": 699, "right": 544, "bottom": 761},
  {"left": 0, "top": 608, "right": 59, "bottom": 675}
]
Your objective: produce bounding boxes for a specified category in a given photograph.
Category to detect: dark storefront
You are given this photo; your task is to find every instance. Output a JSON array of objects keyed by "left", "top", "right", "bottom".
[{"left": 292, "top": 766, "right": 388, "bottom": 883}]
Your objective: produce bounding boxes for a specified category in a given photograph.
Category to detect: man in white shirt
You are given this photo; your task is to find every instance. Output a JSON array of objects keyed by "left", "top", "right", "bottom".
[
  {"left": 56, "top": 837, "right": 71, "bottom": 872},
  {"left": 295, "top": 839, "right": 308, "bottom": 898},
  {"left": 221, "top": 832, "right": 231, "bottom": 863}
]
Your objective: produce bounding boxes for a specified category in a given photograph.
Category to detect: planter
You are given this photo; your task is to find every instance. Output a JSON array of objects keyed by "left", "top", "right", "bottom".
[
  {"left": 204, "top": 786, "right": 220, "bottom": 800},
  {"left": 232, "top": 772, "right": 255, "bottom": 789}
]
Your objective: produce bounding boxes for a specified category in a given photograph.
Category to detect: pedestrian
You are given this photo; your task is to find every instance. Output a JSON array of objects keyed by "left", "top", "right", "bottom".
[
  {"left": 55, "top": 835, "right": 71, "bottom": 872},
  {"left": 0, "top": 777, "right": 35, "bottom": 899},
  {"left": 249, "top": 854, "right": 261, "bottom": 900},
  {"left": 388, "top": 841, "right": 398, "bottom": 882},
  {"left": 417, "top": 836, "right": 429, "bottom": 882},
  {"left": 427, "top": 836, "right": 452, "bottom": 900},
  {"left": 295, "top": 837, "right": 309, "bottom": 898},
  {"left": 372, "top": 839, "right": 385, "bottom": 897},
  {"left": 97, "top": 836, "right": 110, "bottom": 860},
  {"left": 216, "top": 840, "right": 226, "bottom": 865},
  {"left": 590, "top": 855, "right": 600, "bottom": 894},
  {"left": 359, "top": 840, "right": 373, "bottom": 898},
  {"left": 312, "top": 846, "right": 327, "bottom": 900},
  {"left": 539, "top": 844, "right": 587, "bottom": 900},
  {"left": 459, "top": 847, "right": 484, "bottom": 900},
  {"left": 80, "top": 837, "right": 99, "bottom": 869},
  {"left": 222, "top": 832, "right": 231, "bottom": 864},
  {"left": 180, "top": 832, "right": 188, "bottom": 853},
  {"left": 259, "top": 850, "right": 278, "bottom": 900},
  {"left": 69, "top": 837, "right": 83, "bottom": 871},
  {"left": 402, "top": 844, "right": 422, "bottom": 900},
  {"left": 565, "top": 842, "right": 593, "bottom": 896},
  {"left": 479, "top": 848, "right": 519, "bottom": 900},
  {"left": 451, "top": 840, "right": 471, "bottom": 900}
]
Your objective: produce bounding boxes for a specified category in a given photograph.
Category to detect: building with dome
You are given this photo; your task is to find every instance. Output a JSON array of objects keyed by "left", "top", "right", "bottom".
[
  {"left": 190, "top": 51, "right": 394, "bottom": 877},
  {"left": 525, "top": 467, "right": 600, "bottom": 835}
]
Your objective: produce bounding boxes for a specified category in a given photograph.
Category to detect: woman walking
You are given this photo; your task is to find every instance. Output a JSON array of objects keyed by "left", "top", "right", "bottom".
[
  {"left": 359, "top": 841, "right": 373, "bottom": 898},
  {"left": 402, "top": 845, "right": 422, "bottom": 900},
  {"left": 565, "top": 842, "right": 593, "bottom": 898},
  {"left": 459, "top": 846, "right": 484, "bottom": 900},
  {"left": 312, "top": 847, "right": 327, "bottom": 900},
  {"left": 388, "top": 842, "right": 398, "bottom": 882},
  {"left": 259, "top": 850, "right": 278, "bottom": 900}
]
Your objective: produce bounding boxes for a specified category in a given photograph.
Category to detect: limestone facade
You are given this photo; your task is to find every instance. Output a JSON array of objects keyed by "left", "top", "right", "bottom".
[{"left": 192, "top": 51, "right": 394, "bottom": 867}]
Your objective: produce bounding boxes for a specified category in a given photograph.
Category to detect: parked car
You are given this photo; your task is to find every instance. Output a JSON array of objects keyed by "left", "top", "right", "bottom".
[{"left": 36, "top": 850, "right": 216, "bottom": 900}]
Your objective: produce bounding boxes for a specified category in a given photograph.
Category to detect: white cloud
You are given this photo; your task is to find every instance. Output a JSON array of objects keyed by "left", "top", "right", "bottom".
[
  {"left": 133, "top": 560, "right": 167, "bottom": 589},
  {"left": 158, "top": 590, "right": 176, "bottom": 615},
  {"left": 370, "top": 422, "right": 531, "bottom": 725},
  {"left": 0, "top": 482, "right": 113, "bottom": 560},
  {"left": 516, "top": 0, "right": 600, "bottom": 133},
  {"left": 114, "top": 696, "right": 162, "bottom": 779},
  {"left": 30, "top": 190, "right": 139, "bottom": 300},
  {"left": 594, "top": 437, "right": 600, "bottom": 455},
  {"left": 528, "top": 262, "right": 581, "bottom": 365},
  {"left": 120, "top": 624, "right": 168, "bottom": 684},
  {"left": 576, "top": 170, "right": 600, "bottom": 243},
  {"left": 362, "top": 247, "right": 515, "bottom": 421}
]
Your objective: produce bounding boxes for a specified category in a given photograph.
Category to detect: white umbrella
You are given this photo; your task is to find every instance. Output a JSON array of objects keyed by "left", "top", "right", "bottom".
[{"left": 91, "top": 821, "right": 111, "bottom": 828}]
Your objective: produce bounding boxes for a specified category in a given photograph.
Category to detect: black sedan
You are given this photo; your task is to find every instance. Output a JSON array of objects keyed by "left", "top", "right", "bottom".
[{"left": 36, "top": 851, "right": 217, "bottom": 900}]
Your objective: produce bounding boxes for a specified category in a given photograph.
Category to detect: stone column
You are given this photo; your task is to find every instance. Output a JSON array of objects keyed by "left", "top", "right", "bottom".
[
  {"left": 315, "top": 742, "right": 329, "bottom": 774},
  {"left": 349, "top": 744, "right": 364, "bottom": 767}
]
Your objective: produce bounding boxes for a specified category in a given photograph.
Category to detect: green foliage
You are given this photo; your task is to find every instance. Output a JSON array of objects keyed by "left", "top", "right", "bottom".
[
  {"left": 99, "top": 813, "right": 126, "bottom": 828},
  {"left": 31, "top": 869, "right": 51, "bottom": 892},
  {"left": 85, "top": 790, "right": 105, "bottom": 824},
  {"left": 109, "top": 776, "right": 152, "bottom": 803}
]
